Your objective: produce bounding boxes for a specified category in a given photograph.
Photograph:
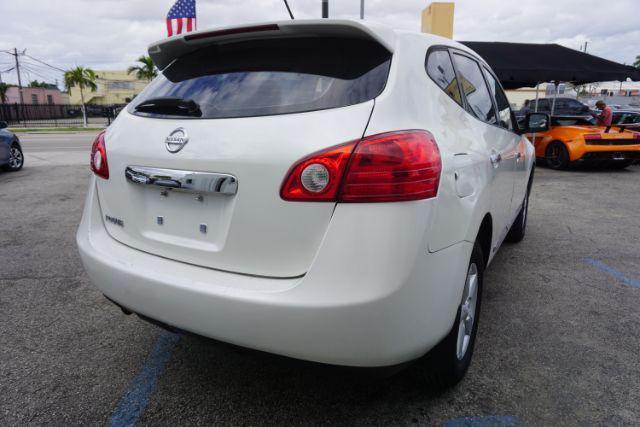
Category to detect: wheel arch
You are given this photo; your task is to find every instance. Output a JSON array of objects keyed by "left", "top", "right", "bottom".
[{"left": 476, "top": 213, "right": 492, "bottom": 268}]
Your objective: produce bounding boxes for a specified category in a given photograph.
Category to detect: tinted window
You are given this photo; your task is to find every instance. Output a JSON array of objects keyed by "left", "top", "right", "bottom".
[
  {"left": 451, "top": 54, "right": 497, "bottom": 124},
  {"left": 483, "top": 67, "right": 513, "bottom": 130},
  {"left": 129, "top": 38, "right": 391, "bottom": 119},
  {"left": 535, "top": 99, "right": 549, "bottom": 110},
  {"left": 622, "top": 113, "right": 640, "bottom": 124},
  {"left": 426, "top": 50, "right": 462, "bottom": 106},
  {"left": 566, "top": 99, "right": 584, "bottom": 108}
]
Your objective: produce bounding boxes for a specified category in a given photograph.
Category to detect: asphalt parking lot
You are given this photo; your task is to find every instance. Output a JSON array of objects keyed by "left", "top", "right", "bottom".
[{"left": 1, "top": 132, "right": 639, "bottom": 425}]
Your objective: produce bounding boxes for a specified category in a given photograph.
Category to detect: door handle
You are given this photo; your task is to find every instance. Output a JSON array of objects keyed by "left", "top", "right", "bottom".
[
  {"left": 516, "top": 152, "right": 523, "bottom": 163},
  {"left": 489, "top": 152, "right": 502, "bottom": 167}
]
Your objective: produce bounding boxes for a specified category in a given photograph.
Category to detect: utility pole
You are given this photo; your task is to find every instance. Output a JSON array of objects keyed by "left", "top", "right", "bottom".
[
  {"left": 13, "top": 48, "right": 24, "bottom": 104},
  {"left": 583, "top": 41, "right": 588, "bottom": 53},
  {"left": 322, "top": 0, "right": 328, "bottom": 18},
  {"left": 360, "top": 0, "right": 365, "bottom": 19}
]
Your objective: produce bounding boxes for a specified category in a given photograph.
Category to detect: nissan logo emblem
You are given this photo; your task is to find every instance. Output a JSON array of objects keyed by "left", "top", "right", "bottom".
[{"left": 165, "top": 128, "right": 189, "bottom": 153}]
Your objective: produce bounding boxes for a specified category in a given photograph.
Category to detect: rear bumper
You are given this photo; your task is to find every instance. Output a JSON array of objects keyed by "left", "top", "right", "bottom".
[
  {"left": 77, "top": 178, "right": 472, "bottom": 367},
  {"left": 570, "top": 143, "right": 640, "bottom": 162},
  {"left": 577, "top": 150, "right": 640, "bottom": 162}
]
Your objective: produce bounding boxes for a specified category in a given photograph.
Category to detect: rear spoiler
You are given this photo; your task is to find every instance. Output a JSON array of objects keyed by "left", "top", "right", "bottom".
[{"left": 148, "top": 19, "right": 396, "bottom": 71}]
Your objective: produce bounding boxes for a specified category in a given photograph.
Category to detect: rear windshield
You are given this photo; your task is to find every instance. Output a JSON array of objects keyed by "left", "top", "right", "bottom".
[{"left": 130, "top": 37, "right": 391, "bottom": 119}]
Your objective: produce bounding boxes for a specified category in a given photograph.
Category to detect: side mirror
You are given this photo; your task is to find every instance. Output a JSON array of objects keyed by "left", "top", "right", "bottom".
[
  {"left": 0, "top": 121, "right": 7, "bottom": 129},
  {"left": 523, "top": 112, "right": 550, "bottom": 133}
]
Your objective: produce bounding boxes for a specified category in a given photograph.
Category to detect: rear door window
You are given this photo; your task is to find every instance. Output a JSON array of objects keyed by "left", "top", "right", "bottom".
[
  {"left": 483, "top": 67, "right": 513, "bottom": 131},
  {"left": 426, "top": 49, "right": 463, "bottom": 106},
  {"left": 451, "top": 53, "right": 498, "bottom": 125},
  {"left": 130, "top": 38, "right": 391, "bottom": 119}
]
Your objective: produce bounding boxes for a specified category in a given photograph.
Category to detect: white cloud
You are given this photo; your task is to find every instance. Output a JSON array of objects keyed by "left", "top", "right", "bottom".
[{"left": 1, "top": 0, "right": 638, "bottom": 86}]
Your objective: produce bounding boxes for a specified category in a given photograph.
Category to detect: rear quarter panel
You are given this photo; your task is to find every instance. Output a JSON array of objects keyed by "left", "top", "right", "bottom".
[{"left": 365, "top": 34, "right": 493, "bottom": 254}]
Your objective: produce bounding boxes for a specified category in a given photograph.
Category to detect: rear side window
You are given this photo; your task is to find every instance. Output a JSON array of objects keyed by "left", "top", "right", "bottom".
[
  {"left": 483, "top": 67, "right": 513, "bottom": 131},
  {"left": 130, "top": 38, "right": 391, "bottom": 119},
  {"left": 426, "top": 50, "right": 463, "bottom": 106},
  {"left": 451, "top": 53, "right": 497, "bottom": 125}
]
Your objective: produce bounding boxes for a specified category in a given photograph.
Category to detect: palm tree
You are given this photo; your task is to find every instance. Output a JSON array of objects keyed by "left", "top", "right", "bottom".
[
  {"left": 634, "top": 55, "right": 640, "bottom": 68},
  {"left": 64, "top": 66, "right": 97, "bottom": 127},
  {"left": 127, "top": 56, "right": 158, "bottom": 81},
  {"left": 0, "top": 83, "right": 9, "bottom": 104}
]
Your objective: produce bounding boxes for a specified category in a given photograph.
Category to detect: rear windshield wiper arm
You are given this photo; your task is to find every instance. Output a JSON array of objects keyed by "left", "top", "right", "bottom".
[{"left": 134, "top": 97, "right": 202, "bottom": 117}]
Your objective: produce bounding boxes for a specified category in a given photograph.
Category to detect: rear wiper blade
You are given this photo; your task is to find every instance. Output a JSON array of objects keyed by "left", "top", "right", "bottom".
[{"left": 134, "top": 97, "right": 202, "bottom": 117}]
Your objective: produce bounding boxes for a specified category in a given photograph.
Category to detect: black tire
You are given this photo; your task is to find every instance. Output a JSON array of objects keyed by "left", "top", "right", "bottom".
[
  {"left": 5, "top": 143, "right": 24, "bottom": 171},
  {"left": 418, "top": 242, "right": 484, "bottom": 390},
  {"left": 506, "top": 183, "right": 531, "bottom": 243},
  {"left": 545, "top": 141, "right": 570, "bottom": 170}
]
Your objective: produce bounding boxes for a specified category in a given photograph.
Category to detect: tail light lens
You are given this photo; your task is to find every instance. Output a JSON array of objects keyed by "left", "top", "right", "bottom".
[
  {"left": 280, "top": 141, "right": 356, "bottom": 202},
  {"left": 584, "top": 134, "right": 602, "bottom": 140},
  {"left": 281, "top": 130, "right": 441, "bottom": 203},
  {"left": 90, "top": 130, "right": 109, "bottom": 179}
]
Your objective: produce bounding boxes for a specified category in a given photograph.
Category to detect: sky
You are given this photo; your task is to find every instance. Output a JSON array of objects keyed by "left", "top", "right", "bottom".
[{"left": 1, "top": 0, "right": 639, "bottom": 87}]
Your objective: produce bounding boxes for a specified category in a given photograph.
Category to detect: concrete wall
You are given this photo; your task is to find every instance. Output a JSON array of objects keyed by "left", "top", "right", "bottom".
[
  {"left": 5, "top": 87, "right": 65, "bottom": 105},
  {"left": 69, "top": 70, "right": 150, "bottom": 105}
]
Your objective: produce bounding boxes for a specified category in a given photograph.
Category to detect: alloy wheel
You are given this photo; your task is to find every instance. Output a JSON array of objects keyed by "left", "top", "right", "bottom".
[
  {"left": 456, "top": 262, "right": 478, "bottom": 360},
  {"left": 9, "top": 146, "right": 23, "bottom": 169}
]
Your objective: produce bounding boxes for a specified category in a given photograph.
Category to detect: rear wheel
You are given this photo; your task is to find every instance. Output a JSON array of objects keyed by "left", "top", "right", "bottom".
[
  {"left": 6, "top": 144, "right": 24, "bottom": 171},
  {"left": 418, "top": 242, "right": 484, "bottom": 390},
  {"left": 545, "top": 141, "right": 569, "bottom": 170}
]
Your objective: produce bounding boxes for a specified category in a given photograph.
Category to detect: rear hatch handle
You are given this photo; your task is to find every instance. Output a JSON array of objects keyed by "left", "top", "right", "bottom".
[{"left": 125, "top": 166, "right": 238, "bottom": 195}]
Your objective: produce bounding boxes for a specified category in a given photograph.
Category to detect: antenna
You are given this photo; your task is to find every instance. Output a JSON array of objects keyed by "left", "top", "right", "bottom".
[
  {"left": 283, "top": 0, "right": 294, "bottom": 19},
  {"left": 322, "top": 0, "right": 328, "bottom": 18}
]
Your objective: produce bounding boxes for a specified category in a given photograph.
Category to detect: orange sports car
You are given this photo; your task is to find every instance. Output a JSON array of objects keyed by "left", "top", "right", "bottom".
[{"left": 529, "top": 119, "right": 640, "bottom": 170}]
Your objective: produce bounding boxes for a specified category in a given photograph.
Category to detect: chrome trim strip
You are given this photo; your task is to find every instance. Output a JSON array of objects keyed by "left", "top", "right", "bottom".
[{"left": 125, "top": 166, "right": 238, "bottom": 195}]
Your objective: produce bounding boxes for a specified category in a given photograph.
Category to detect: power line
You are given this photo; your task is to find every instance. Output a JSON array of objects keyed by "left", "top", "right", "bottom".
[
  {"left": 23, "top": 53, "right": 66, "bottom": 73},
  {"left": 20, "top": 64, "right": 56, "bottom": 82}
]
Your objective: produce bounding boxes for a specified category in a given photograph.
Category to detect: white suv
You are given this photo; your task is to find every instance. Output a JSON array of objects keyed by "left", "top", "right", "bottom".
[{"left": 77, "top": 20, "right": 547, "bottom": 387}]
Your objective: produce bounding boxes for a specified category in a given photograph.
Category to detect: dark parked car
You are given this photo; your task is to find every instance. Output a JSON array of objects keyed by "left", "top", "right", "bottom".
[
  {"left": 612, "top": 110, "right": 640, "bottom": 126},
  {"left": 0, "top": 121, "right": 24, "bottom": 171},
  {"left": 519, "top": 97, "right": 591, "bottom": 116}
]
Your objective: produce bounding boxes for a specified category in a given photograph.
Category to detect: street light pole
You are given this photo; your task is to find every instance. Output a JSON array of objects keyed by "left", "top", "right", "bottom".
[{"left": 322, "top": 0, "right": 328, "bottom": 18}]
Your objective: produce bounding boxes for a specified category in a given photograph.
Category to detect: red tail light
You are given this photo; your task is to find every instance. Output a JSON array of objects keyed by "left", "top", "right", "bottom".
[
  {"left": 584, "top": 134, "right": 602, "bottom": 140},
  {"left": 90, "top": 130, "right": 109, "bottom": 179},
  {"left": 281, "top": 130, "right": 441, "bottom": 203}
]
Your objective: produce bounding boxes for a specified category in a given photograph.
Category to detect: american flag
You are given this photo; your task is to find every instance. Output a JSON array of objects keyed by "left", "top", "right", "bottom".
[{"left": 166, "top": 0, "right": 197, "bottom": 37}]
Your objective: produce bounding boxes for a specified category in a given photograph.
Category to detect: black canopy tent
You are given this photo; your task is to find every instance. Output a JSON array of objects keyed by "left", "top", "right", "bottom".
[{"left": 460, "top": 42, "right": 640, "bottom": 90}]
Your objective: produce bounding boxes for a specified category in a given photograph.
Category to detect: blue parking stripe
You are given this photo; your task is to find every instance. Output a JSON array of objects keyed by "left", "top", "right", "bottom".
[
  {"left": 584, "top": 259, "right": 640, "bottom": 289},
  {"left": 442, "top": 415, "right": 522, "bottom": 427},
  {"left": 109, "top": 331, "right": 182, "bottom": 427}
]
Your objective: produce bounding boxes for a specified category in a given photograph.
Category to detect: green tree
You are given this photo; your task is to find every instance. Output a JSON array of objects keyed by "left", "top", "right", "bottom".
[
  {"left": 28, "top": 80, "right": 50, "bottom": 88},
  {"left": 127, "top": 55, "right": 158, "bottom": 81},
  {"left": 634, "top": 55, "right": 640, "bottom": 68},
  {"left": 0, "top": 83, "right": 9, "bottom": 104},
  {"left": 64, "top": 66, "right": 97, "bottom": 127}
]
